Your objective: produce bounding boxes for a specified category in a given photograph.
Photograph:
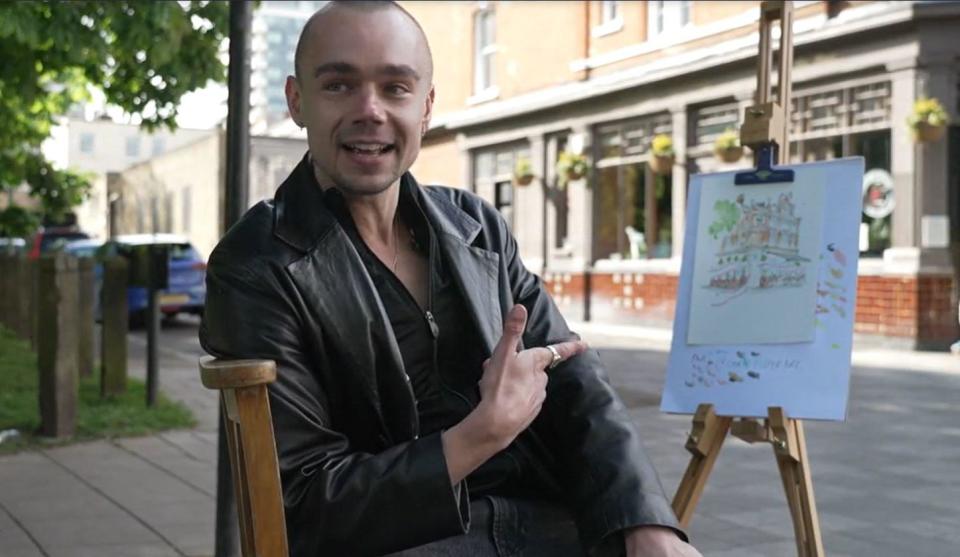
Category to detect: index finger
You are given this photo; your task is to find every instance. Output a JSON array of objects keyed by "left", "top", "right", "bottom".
[{"left": 538, "top": 339, "right": 589, "bottom": 370}]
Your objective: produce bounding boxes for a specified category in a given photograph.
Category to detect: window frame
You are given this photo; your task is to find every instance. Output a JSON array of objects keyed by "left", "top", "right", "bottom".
[
  {"left": 647, "top": 0, "right": 692, "bottom": 40},
  {"left": 472, "top": 4, "right": 497, "bottom": 98},
  {"left": 592, "top": 0, "right": 624, "bottom": 38}
]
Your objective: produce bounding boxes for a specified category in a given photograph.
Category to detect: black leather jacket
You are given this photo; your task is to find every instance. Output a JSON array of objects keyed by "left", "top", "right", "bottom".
[{"left": 200, "top": 156, "right": 682, "bottom": 556}]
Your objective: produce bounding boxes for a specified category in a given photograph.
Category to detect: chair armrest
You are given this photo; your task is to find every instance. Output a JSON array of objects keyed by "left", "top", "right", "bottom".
[{"left": 199, "top": 356, "right": 277, "bottom": 390}]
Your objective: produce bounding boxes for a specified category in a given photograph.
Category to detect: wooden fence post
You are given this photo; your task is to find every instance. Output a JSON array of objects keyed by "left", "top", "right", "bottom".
[
  {"left": 77, "top": 257, "right": 96, "bottom": 378},
  {"left": 101, "top": 256, "right": 128, "bottom": 397},
  {"left": 37, "top": 253, "right": 79, "bottom": 438}
]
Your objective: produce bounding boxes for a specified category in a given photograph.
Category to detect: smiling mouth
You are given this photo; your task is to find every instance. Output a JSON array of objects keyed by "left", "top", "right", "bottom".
[{"left": 342, "top": 142, "right": 396, "bottom": 155}]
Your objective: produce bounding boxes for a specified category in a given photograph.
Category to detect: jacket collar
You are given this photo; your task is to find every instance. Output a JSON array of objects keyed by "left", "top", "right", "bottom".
[{"left": 273, "top": 154, "right": 482, "bottom": 251}]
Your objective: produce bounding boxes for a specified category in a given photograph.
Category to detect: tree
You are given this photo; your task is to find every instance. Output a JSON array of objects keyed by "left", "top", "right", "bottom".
[{"left": 0, "top": 1, "right": 229, "bottom": 237}]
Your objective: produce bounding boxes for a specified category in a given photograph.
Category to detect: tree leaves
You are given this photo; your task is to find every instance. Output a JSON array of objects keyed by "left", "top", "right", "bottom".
[{"left": 0, "top": 1, "right": 229, "bottom": 237}]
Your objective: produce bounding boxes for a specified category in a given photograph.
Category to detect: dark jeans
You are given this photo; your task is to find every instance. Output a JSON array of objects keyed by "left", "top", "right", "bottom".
[{"left": 385, "top": 496, "right": 617, "bottom": 557}]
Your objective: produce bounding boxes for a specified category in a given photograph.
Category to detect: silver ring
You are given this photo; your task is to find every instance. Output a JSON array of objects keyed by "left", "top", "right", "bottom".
[{"left": 546, "top": 345, "right": 562, "bottom": 369}]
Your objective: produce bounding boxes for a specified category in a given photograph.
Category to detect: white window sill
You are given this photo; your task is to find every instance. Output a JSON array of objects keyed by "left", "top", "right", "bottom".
[
  {"left": 467, "top": 86, "right": 500, "bottom": 106},
  {"left": 592, "top": 17, "right": 624, "bottom": 38}
]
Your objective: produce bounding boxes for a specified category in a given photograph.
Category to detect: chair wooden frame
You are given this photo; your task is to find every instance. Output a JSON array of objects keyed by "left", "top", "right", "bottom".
[{"left": 200, "top": 357, "right": 289, "bottom": 557}]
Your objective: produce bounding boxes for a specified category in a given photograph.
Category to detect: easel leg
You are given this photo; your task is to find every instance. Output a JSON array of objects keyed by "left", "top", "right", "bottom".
[
  {"left": 769, "top": 409, "right": 824, "bottom": 557},
  {"left": 671, "top": 404, "right": 732, "bottom": 528}
]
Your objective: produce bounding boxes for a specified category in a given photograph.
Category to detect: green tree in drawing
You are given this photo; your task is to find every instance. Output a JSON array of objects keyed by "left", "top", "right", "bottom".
[{"left": 708, "top": 199, "right": 741, "bottom": 240}]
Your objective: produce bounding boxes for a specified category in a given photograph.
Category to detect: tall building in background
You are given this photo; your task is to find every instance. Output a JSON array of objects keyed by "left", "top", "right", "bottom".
[{"left": 251, "top": 1, "right": 326, "bottom": 134}]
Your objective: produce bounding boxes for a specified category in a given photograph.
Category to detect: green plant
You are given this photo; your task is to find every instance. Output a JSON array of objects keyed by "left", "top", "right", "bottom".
[
  {"left": 556, "top": 151, "right": 589, "bottom": 185},
  {"left": 513, "top": 156, "right": 535, "bottom": 185},
  {"left": 514, "top": 156, "right": 533, "bottom": 178},
  {"left": 907, "top": 97, "right": 950, "bottom": 128},
  {"left": 651, "top": 134, "right": 674, "bottom": 157},
  {"left": 0, "top": 326, "right": 194, "bottom": 454},
  {"left": 714, "top": 129, "right": 741, "bottom": 151}
]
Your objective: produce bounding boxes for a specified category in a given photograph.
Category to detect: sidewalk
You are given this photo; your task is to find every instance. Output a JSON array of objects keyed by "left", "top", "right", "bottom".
[{"left": 0, "top": 320, "right": 957, "bottom": 556}]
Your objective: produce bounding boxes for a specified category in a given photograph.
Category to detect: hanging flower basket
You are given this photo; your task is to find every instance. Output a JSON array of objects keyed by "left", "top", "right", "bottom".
[
  {"left": 649, "top": 134, "right": 675, "bottom": 175},
  {"left": 513, "top": 157, "right": 535, "bottom": 186},
  {"left": 912, "top": 121, "right": 946, "bottom": 143},
  {"left": 908, "top": 97, "right": 949, "bottom": 144},
  {"left": 556, "top": 151, "right": 590, "bottom": 187},
  {"left": 649, "top": 154, "right": 674, "bottom": 175},
  {"left": 713, "top": 128, "right": 744, "bottom": 163}
]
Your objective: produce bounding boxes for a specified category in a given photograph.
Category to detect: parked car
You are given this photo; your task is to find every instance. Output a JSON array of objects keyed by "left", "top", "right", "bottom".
[
  {"left": 64, "top": 234, "right": 206, "bottom": 323},
  {"left": 0, "top": 237, "right": 27, "bottom": 254},
  {"left": 29, "top": 226, "right": 91, "bottom": 258}
]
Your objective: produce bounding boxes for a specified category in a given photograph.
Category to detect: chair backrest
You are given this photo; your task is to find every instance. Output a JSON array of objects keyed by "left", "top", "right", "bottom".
[{"left": 199, "top": 357, "right": 288, "bottom": 557}]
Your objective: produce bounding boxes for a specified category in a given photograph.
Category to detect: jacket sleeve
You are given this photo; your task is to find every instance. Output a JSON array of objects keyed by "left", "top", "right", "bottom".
[
  {"left": 495, "top": 218, "right": 686, "bottom": 550},
  {"left": 199, "top": 251, "right": 469, "bottom": 557}
]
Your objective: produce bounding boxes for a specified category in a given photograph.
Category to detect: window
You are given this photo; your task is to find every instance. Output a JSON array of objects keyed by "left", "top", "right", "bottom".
[
  {"left": 648, "top": 0, "right": 691, "bottom": 38},
  {"left": 594, "top": 115, "right": 673, "bottom": 261},
  {"left": 152, "top": 137, "right": 166, "bottom": 156},
  {"left": 601, "top": 0, "right": 619, "bottom": 23},
  {"left": 126, "top": 136, "right": 141, "bottom": 158},
  {"left": 472, "top": 144, "right": 530, "bottom": 230},
  {"left": 79, "top": 133, "right": 95, "bottom": 155},
  {"left": 473, "top": 5, "right": 496, "bottom": 94},
  {"left": 593, "top": 0, "right": 624, "bottom": 37},
  {"left": 788, "top": 80, "right": 893, "bottom": 255}
]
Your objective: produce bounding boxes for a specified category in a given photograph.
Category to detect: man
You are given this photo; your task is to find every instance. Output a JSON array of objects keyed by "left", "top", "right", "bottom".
[{"left": 201, "top": 2, "right": 701, "bottom": 556}]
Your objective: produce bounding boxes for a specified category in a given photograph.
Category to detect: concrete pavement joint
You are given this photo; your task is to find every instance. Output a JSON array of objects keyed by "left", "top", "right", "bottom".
[
  {"left": 155, "top": 430, "right": 211, "bottom": 465},
  {"left": 38, "top": 449, "right": 189, "bottom": 557},
  {"left": 0, "top": 498, "right": 49, "bottom": 557},
  {"left": 112, "top": 440, "right": 215, "bottom": 499}
]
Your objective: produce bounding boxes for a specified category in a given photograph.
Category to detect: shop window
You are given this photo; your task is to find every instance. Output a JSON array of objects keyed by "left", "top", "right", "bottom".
[
  {"left": 594, "top": 115, "right": 673, "bottom": 262},
  {"left": 472, "top": 143, "right": 530, "bottom": 230},
  {"left": 790, "top": 131, "right": 892, "bottom": 256}
]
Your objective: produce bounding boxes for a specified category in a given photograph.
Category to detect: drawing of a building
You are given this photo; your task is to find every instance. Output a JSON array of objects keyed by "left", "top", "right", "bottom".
[{"left": 710, "top": 193, "right": 808, "bottom": 291}]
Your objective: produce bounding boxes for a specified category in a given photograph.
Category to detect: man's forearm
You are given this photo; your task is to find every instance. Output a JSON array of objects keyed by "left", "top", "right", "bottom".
[{"left": 440, "top": 405, "right": 504, "bottom": 484}]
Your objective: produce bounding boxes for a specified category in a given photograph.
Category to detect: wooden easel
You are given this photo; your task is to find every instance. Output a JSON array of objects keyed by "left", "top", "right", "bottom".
[{"left": 670, "top": 3, "right": 825, "bottom": 557}]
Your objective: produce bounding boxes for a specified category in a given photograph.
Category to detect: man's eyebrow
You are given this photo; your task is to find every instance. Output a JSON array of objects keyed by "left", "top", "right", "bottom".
[
  {"left": 313, "top": 62, "right": 358, "bottom": 78},
  {"left": 312, "top": 62, "right": 421, "bottom": 82},
  {"left": 378, "top": 64, "right": 421, "bottom": 81}
]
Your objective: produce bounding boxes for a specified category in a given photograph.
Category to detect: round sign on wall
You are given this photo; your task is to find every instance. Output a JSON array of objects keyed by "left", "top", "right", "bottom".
[{"left": 862, "top": 168, "right": 895, "bottom": 219}]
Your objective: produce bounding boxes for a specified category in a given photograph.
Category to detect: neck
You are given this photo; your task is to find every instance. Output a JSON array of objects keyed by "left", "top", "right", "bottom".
[
  {"left": 310, "top": 157, "right": 402, "bottom": 244},
  {"left": 344, "top": 186, "right": 401, "bottom": 245}
]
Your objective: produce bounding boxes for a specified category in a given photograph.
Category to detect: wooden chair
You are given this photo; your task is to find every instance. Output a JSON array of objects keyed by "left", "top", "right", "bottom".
[{"left": 199, "top": 357, "right": 289, "bottom": 557}]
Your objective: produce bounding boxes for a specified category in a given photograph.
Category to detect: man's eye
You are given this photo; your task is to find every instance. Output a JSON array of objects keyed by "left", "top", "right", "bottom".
[
  {"left": 323, "top": 82, "right": 350, "bottom": 93},
  {"left": 386, "top": 84, "right": 411, "bottom": 95}
]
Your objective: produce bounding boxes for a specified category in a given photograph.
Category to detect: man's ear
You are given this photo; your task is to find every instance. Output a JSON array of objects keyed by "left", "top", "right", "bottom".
[
  {"left": 285, "top": 75, "right": 304, "bottom": 127},
  {"left": 421, "top": 85, "right": 435, "bottom": 136}
]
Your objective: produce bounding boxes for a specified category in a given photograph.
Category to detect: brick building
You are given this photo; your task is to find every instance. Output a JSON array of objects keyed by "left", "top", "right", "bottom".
[{"left": 403, "top": 0, "right": 960, "bottom": 349}]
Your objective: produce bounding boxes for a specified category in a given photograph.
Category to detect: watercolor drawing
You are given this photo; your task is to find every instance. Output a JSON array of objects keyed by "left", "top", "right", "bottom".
[
  {"left": 703, "top": 192, "right": 810, "bottom": 306},
  {"left": 687, "top": 176, "right": 824, "bottom": 345}
]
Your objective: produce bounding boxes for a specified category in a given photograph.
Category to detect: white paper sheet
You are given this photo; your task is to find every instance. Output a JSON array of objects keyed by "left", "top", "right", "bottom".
[{"left": 687, "top": 168, "right": 825, "bottom": 345}]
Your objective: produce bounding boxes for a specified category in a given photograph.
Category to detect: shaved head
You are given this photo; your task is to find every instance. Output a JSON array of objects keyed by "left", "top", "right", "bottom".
[{"left": 294, "top": 1, "right": 433, "bottom": 84}]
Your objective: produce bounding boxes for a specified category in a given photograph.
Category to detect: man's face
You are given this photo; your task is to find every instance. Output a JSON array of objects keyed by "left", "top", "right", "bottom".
[{"left": 286, "top": 7, "right": 434, "bottom": 196}]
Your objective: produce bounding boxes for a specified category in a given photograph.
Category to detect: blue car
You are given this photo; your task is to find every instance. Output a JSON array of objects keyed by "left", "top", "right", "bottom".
[{"left": 64, "top": 234, "right": 206, "bottom": 322}]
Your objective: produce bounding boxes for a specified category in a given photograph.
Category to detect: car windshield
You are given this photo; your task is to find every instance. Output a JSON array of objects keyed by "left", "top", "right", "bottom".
[
  {"left": 115, "top": 242, "right": 198, "bottom": 261},
  {"left": 42, "top": 232, "right": 90, "bottom": 251}
]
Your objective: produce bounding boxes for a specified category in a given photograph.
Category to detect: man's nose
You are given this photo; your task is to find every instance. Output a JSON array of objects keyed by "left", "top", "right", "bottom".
[{"left": 352, "top": 85, "right": 386, "bottom": 125}]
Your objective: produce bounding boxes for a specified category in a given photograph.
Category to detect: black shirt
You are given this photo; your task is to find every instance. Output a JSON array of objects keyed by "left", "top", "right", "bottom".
[{"left": 324, "top": 180, "right": 526, "bottom": 498}]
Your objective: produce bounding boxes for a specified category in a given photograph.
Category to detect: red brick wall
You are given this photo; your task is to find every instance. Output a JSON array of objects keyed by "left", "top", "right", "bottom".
[{"left": 542, "top": 271, "right": 959, "bottom": 347}]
